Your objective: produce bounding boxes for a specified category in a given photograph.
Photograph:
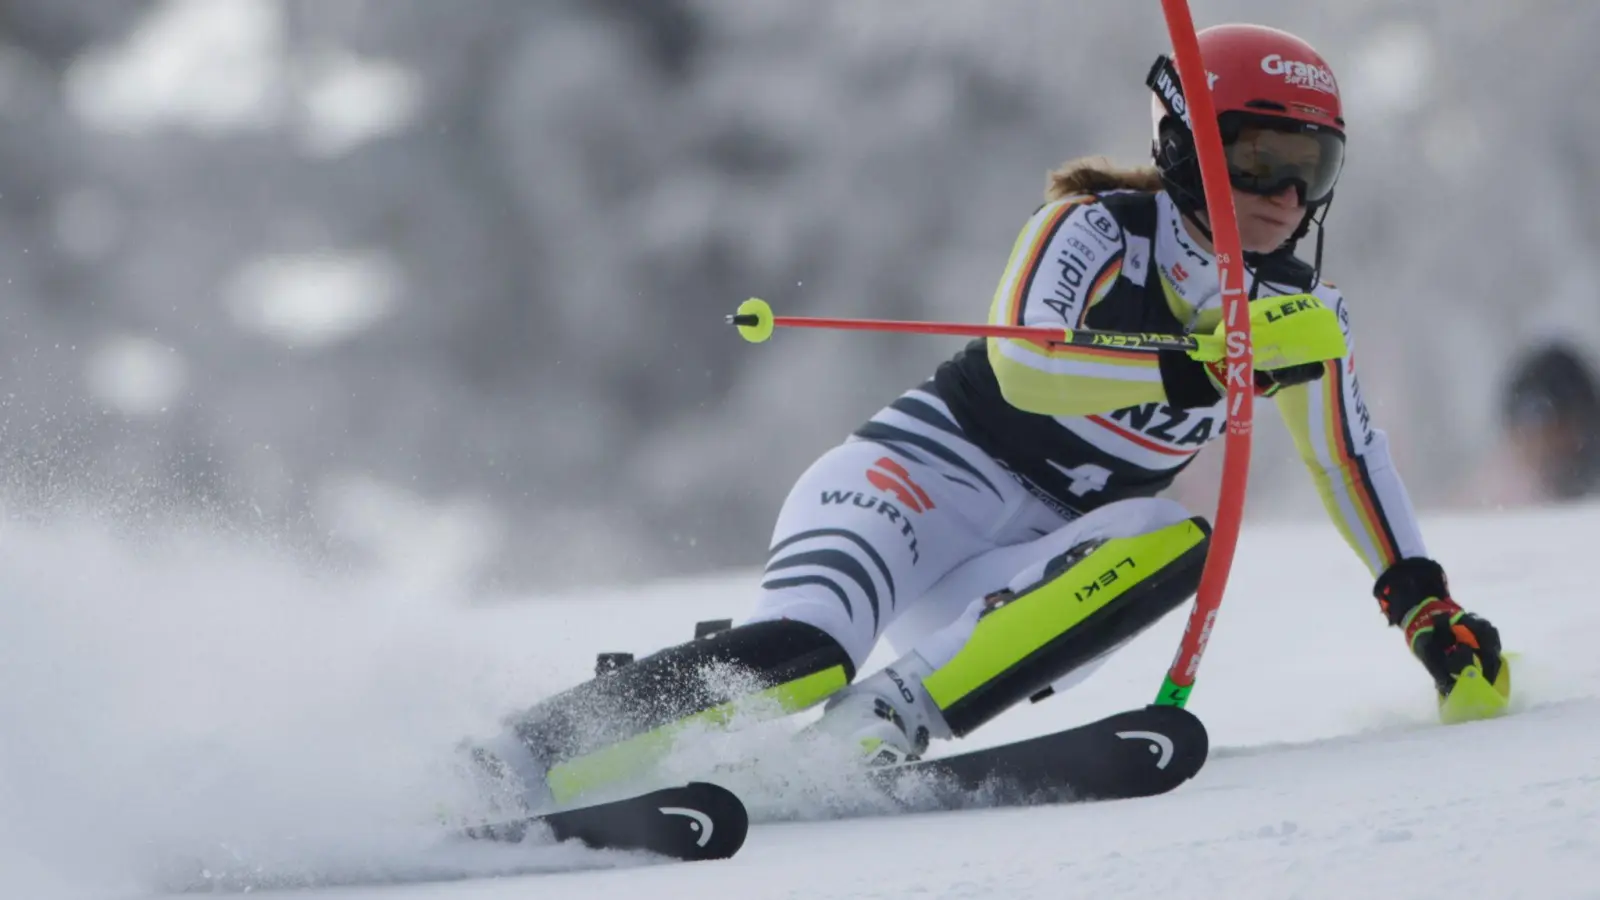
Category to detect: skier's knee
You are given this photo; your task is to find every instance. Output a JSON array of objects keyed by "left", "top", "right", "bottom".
[
  {"left": 746, "top": 577, "right": 878, "bottom": 671},
  {"left": 924, "top": 515, "right": 1211, "bottom": 737}
]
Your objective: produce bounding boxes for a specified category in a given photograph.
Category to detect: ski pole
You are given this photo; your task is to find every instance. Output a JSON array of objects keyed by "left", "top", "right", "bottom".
[
  {"left": 727, "top": 297, "right": 1222, "bottom": 360},
  {"left": 1151, "top": 0, "right": 1255, "bottom": 710}
]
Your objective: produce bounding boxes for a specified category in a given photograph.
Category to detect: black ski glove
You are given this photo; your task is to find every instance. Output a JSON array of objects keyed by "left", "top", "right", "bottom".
[{"left": 1374, "top": 557, "right": 1503, "bottom": 698}]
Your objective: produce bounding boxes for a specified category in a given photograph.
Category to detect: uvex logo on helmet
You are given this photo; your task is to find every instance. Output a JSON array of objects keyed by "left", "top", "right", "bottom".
[
  {"left": 1260, "top": 53, "right": 1337, "bottom": 95},
  {"left": 1147, "top": 62, "right": 1220, "bottom": 132},
  {"left": 1150, "top": 64, "right": 1191, "bottom": 128}
]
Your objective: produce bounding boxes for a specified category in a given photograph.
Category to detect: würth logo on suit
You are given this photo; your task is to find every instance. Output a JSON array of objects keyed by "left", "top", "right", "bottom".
[{"left": 866, "top": 457, "right": 935, "bottom": 513}]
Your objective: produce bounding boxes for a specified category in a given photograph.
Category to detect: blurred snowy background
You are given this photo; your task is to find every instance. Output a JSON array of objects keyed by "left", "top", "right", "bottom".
[{"left": 1, "top": 0, "right": 1594, "bottom": 593}]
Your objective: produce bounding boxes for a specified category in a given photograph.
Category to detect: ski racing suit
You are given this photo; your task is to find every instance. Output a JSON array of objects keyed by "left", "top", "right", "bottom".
[
  {"left": 484, "top": 187, "right": 1432, "bottom": 807},
  {"left": 743, "top": 188, "right": 1422, "bottom": 684}
]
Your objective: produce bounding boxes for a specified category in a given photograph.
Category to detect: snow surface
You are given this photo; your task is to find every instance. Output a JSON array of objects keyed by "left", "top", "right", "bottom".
[{"left": 3, "top": 502, "right": 1598, "bottom": 899}]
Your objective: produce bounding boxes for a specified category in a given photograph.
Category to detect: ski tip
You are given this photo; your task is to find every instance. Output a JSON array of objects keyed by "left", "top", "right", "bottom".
[
  {"left": 1124, "top": 703, "right": 1209, "bottom": 788},
  {"left": 673, "top": 781, "right": 749, "bottom": 860},
  {"left": 862, "top": 705, "right": 1210, "bottom": 812},
  {"left": 470, "top": 781, "right": 750, "bottom": 862}
]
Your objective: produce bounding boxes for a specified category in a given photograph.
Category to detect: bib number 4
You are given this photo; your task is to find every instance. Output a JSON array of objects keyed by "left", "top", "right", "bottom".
[{"left": 1048, "top": 461, "right": 1113, "bottom": 496}]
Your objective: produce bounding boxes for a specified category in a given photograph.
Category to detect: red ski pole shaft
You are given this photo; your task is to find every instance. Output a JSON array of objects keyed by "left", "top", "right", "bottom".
[
  {"left": 767, "top": 314, "right": 1064, "bottom": 342},
  {"left": 727, "top": 298, "right": 1213, "bottom": 357}
]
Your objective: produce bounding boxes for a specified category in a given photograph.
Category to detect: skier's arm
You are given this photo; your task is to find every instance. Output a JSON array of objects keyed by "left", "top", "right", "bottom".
[
  {"left": 985, "top": 197, "right": 1173, "bottom": 416},
  {"left": 1274, "top": 287, "right": 1509, "bottom": 699},
  {"left": 987, "top": 199, "right": 1347, "bottom": 417},
  {"left": 1274, "top": 286, "right": 1427, "bottom": 577}
]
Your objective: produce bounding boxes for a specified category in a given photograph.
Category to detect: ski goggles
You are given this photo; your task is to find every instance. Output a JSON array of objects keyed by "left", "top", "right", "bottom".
[{"left": 1220, "top": 114, "right": 1345, "bottom": 206}]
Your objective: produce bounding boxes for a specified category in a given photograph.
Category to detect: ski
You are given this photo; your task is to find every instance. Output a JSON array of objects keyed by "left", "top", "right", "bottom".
[
  {"left": 865, "top": 704, "right": 1208, "bottom": 812},
  {"left": 462, "top": 781, "right": 748, "bottom": 862}
]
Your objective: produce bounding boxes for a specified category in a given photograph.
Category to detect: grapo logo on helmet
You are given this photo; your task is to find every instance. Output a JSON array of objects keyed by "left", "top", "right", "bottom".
[{"left": 1260, "top": 53, "right": 1336, "bottom": 95}]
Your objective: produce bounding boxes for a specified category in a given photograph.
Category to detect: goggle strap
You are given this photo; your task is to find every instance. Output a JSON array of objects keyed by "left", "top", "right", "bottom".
[{"left": 1145, "top": 54, "right": 1191, "bottom": 129}]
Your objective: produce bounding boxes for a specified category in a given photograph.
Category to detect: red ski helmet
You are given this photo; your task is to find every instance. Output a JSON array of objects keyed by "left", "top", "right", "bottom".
[{"left": 1149, "top": 24, "right": 1346, "bottom": 220}]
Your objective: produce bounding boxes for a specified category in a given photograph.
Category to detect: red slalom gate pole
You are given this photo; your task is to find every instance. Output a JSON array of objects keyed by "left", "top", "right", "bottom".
[{"left": 1153, "top": 0, "right": 1254, "bottom": 708}]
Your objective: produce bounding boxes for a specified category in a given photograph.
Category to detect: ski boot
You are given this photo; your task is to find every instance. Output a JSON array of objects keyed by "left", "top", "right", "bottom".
[{"left": 800, "top": 652, "right": 947, "bottom": 766}]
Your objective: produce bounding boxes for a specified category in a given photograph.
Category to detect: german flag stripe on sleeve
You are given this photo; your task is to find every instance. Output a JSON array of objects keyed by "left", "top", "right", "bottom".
[
  {"left": 1077, "top": 252, "right": 1124, "bottom": 328},
  {"left": 981, "top": 197, "right": 1169, "bottom": 415},
  {"left": 1002, "top": 198, "right": 1090, "bottom": 327},
  {"left": 1319, "top": 360, "right": 1401, "bottom": 569}
]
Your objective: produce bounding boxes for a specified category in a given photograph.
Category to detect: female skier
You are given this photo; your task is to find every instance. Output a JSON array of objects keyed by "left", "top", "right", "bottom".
[{"left": 476, "top": 23, "right": 1507, "bottom": 811}]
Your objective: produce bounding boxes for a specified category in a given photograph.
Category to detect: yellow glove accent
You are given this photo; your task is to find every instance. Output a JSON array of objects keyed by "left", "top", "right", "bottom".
[{"left": 1186, "top": 294, "right": 1348, "bottom": 370}]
